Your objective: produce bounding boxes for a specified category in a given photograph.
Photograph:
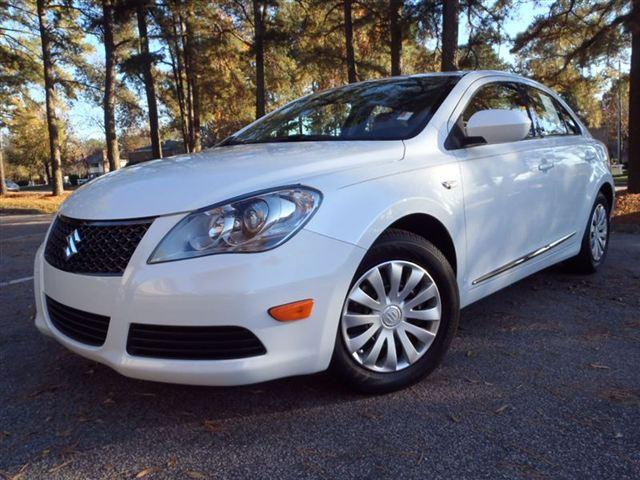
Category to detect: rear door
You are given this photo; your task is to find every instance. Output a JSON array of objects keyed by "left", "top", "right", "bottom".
[
  {"left": 524, "top": 86, "right": 593, "bottom": 243},
  {"left": 448, "top": 80, "right": 555, "bottom": 288}
]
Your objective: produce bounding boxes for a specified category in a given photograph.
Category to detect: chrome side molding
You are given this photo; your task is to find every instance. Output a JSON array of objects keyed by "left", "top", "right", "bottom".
[{"left": 472, "top": 232, "right": 576, "bottom": 285}]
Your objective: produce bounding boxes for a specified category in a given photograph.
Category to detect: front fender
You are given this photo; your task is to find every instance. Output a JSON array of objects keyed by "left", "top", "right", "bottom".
[{"left": 305, "top": 163, "right": 466, "bottom": 282}]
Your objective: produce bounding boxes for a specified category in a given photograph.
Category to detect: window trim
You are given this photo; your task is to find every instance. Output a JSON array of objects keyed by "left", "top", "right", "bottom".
[
  {"left": 444, "top": 80, "right": 538, "bottom": 151},
  {"left": 523, "top": 86, "right": 583, "bottom": 138},
  {"left": 553, "top": 98, "right": 583, "bottom": 136}
]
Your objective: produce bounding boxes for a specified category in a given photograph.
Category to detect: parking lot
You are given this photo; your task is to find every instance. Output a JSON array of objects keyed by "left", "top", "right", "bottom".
[{"left": 1, "top": 214, "right": 639, "bottom": 479}]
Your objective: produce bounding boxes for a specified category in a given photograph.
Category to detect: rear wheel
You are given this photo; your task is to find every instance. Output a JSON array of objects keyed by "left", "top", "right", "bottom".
[
  {"left": 566, "top": 192, "right": 610, "bottom": 273},
  {"left": 331, "top": 229, "right": 459, "bottom": 393}
]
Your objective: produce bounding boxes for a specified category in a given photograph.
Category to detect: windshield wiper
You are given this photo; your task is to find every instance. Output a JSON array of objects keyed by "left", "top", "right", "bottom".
[
  {"left": 217, "top": 136, "right": 246, "bottom": 146},
  {"left": 219, "top": 134, "right": 339, "bottom": 146}
]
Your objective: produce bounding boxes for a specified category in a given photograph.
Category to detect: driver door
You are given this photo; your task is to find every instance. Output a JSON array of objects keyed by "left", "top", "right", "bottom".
[{"left": 449, "top": 80, "right": 555, "bottom": 289}]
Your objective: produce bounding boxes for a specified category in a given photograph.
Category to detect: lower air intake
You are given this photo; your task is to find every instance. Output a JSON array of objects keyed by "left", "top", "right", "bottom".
[
  {"left": 126, "top": 324, "right": 267, "bottom": 360},
  {"left": 46, "top": 296, "right": 110, "bottom": 347}
]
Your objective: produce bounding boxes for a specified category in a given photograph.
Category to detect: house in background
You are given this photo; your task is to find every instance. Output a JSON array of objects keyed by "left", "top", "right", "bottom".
[
  {"left": 127, "top": 140, "right": 186, "bottom": 165},
  {"left": 83, "top": 150, "right": 128, "bottom": 179}
]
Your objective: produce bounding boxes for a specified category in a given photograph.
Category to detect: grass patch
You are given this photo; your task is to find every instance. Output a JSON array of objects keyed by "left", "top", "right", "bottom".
[
  {"left": 0, "top": 192, "right": 70, "bottom": 214},
  {"left": 1, "top": 189, "right": 639, "bottom": 225},
  {"left": 613, "top": 174, "right": 628, "bottom": 187}
]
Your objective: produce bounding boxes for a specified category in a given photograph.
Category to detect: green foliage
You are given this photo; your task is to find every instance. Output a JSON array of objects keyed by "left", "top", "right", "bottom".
[
  {"left": 5, "top": 97, "right": 53, "bottom": 177},
  {"left": 0, "top": 0, "right": 634, "bottom": 158},
  {"left": 511, "top": 0, "right": 632, "bottom": 127}
]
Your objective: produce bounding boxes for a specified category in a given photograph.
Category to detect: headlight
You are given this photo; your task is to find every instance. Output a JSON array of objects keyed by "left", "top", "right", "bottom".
[{"left": 148, "top": 186, "right": 322, "bottom": 263}]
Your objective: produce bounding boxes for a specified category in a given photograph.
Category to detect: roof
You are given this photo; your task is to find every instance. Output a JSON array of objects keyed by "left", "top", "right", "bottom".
[
  {"left": 83, "top": 151, "right": 103, "bottom": 166},
  {"left": 410, "top": 70, "right": 534, "bottom": 82}
]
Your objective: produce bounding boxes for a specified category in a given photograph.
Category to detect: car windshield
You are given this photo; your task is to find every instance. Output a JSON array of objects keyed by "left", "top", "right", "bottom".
[{"left": 221, "top": 75, "right": 459, "bottom": 146}]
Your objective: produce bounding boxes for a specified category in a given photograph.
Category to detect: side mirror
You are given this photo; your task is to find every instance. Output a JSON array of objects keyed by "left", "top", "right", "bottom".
[{"left": 466, "top": 109, "right": 532, "bottom": 145}]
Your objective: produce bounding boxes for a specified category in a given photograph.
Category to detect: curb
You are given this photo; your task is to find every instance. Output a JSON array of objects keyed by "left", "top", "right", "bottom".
[{"left": 612, "top": 223, "right": 640, "bottom": 234}]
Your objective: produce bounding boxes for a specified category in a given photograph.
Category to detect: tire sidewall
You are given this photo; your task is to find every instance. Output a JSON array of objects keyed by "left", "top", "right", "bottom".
[{"left": 584, "top": 193, "right": 611, "bottom": 269}]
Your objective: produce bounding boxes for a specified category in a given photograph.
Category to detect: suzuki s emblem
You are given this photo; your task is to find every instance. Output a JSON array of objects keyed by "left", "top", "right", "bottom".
[{"left": 64, "top": 229, "right": 82, "bottom": 259}]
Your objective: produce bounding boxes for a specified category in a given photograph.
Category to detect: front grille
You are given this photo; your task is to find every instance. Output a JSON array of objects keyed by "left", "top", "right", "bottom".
[
  {"left": 44, "top": 215, "right": 153, "bottom": 275},
  {"left": 46, "top": 296, "right": 110, "bottom": 346},
  {"left": 127, "top": 324, "right": 267, "bottom": 360}
]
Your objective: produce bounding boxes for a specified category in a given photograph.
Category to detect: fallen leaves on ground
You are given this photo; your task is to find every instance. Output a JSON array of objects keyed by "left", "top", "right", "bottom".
[
  {"left": 0, "top": 192, "right": 70, "bottom": 214},
  {"left": 48, "top": 459, "right": 73, "bottom": 474},
  {"left": 186, "top": 471, "right": 208, "bottom": 479},
  {"left": 614, "top": 192, "right": 640, "bottom": 224},
  {"left": 359, "top": 411, "right": 381, "bottom": 420},
  {"left": 26, "top": 383, "right": 65, "bottom": 399},
  {"left": 0, "top": 463, "right": 28, "bottom": 480},
  {"left": 135, "top": 466, "right": 162, "bottom": 478},
  {"left": 202, "top": 420, "right": 224, "bottom": 433},
  {"left": 588, "top": 363, "right": 611, "bottom": 370},
  {"left": 601, "top": 388, "right": 640, "bottom": 405}
]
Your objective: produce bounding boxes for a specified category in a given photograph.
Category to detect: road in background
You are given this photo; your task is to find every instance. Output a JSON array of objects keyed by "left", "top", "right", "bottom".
[
  {"left": 0, "top": 214, "right": 52, "bottom": 285},
  {"left": 1, "top": 215, "right": 639, "bottom": 479}
]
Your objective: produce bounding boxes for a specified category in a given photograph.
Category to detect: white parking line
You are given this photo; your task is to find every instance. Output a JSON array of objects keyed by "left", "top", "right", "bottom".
[
  {"left": 0, "top": 276, "right": 34, "bottom": 287},
  {"left": 0, "top": 233, "right": 46, "bottom": 243}
]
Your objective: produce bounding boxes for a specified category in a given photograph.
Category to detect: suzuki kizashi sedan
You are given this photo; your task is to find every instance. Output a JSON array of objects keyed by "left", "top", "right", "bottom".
[{"left": 34, "top": 71, "right": 614, "bottom": 393}]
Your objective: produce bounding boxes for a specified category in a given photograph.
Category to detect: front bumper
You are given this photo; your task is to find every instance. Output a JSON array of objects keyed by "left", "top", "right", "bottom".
[{"left": 34, "top": 213, "right": 365, "bottom": 386}]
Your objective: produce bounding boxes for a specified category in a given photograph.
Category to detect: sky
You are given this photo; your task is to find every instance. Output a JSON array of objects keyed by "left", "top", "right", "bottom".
[{"left": 66, "top": 1, "right": 628, "bottom": 141}]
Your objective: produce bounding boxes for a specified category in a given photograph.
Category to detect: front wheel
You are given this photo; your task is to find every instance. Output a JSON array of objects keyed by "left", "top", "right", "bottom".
[{"left": 331, "top": 229, "right": 459, "bottom": 394}]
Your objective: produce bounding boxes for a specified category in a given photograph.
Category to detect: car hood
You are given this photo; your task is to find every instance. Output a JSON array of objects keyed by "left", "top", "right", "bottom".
[{"left": 60, "top": 141, "right": 405, "bottom": 220}]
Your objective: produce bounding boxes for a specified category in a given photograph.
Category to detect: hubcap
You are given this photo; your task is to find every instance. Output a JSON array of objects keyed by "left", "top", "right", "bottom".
[
  {"left": 340, "top": 260, "right": 442, "bottom": 373},
  {"left": 589, "top": 204, "right": 608, "bottom": 262}
]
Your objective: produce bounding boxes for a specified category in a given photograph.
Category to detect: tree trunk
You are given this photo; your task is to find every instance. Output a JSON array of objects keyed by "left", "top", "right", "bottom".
[
  {"left": 170, "top": 11, "right": 190, "bottom": 152},
  {"left": 168, "top": 35, "right": 190, "bottom": 152},
  {"left": 0, "top": 134, "right": 7, "bottom": 196},
  {"left": 102, "top": 0, "right": 120, "bottom": 172},
  {"left": 253, "top": 0, "right": 266, "bottom": 119},
  {"left": 36, "top": 0, "right": 64, "bottom": 196},
  {"left": 628, "top": 0, "right": 640, "bottom": 193},
  {"left": 343, "top": 0, "right": 357, "bottom": 83},
  {"left": 44, "top": 163, "right": 51, "bottom": 185},
  {"left": 177, "top": 11, "right": 194, "bottom": 153},
  {"left": 137, "top": 3, "right": 162, "bottom": 159},
  {"left": 441, "top": 0, "right": 459, "bottom": 72},
  {"left": 185, "top": 12, "right": 201, "bottom": 151},
  {"left": 389, "top": 0, "right": 402, "bottom": 76}
]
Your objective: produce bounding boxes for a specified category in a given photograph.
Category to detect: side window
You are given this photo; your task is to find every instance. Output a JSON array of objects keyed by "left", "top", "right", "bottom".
[
  {"left": 554, "top": 100, "right": 581, "bottom": 135},
  {"left": 459, "top": 82, "right": 535, "bottom": 139},
  {"left": 527, "top": 88, "right": 568, "bottom": 136}
]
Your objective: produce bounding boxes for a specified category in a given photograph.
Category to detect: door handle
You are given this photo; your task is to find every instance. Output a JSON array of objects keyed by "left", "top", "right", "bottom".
[{"left": 538, "top": 162, "right": 554, "bottom": 172}]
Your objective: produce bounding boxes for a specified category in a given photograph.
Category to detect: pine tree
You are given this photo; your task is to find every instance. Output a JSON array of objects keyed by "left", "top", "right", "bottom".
[
  {"left": 36, "top": 0, "right": 64, "bottom": 195},
  {"left": 513, "top": 0, "right": 638, "bottom": 192}
]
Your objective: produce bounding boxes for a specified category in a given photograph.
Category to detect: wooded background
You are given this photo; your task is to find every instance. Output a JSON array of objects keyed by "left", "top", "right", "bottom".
[{"left": 1, "top": 0, "right": 638, "bottom": 195}]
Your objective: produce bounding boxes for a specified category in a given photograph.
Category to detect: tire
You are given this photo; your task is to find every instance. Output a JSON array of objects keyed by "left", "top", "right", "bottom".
[
  {"left": 331, "top": 229, "right": 459, "bottom": 394},
  {"left": 566, "top": 192, "right": 611, "bottom": 274}
]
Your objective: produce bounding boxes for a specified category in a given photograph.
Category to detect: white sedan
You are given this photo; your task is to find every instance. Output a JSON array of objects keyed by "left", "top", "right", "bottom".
[{"left": 34, "top": 71, "right": 614, "bottom": 393}]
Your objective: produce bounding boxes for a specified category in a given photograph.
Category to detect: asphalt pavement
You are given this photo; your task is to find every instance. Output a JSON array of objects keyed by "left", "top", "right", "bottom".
[{"left": 1, "top": 214, "right": 639, "bottom": 479}]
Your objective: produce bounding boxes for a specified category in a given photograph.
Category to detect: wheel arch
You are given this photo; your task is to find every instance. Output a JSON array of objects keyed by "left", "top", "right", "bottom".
[
  {"left": 376, "top": 213, "right": 458, "bottom": 276},
  {"left": 599, "top": 181, "right": 614, "bottom": 211}
]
